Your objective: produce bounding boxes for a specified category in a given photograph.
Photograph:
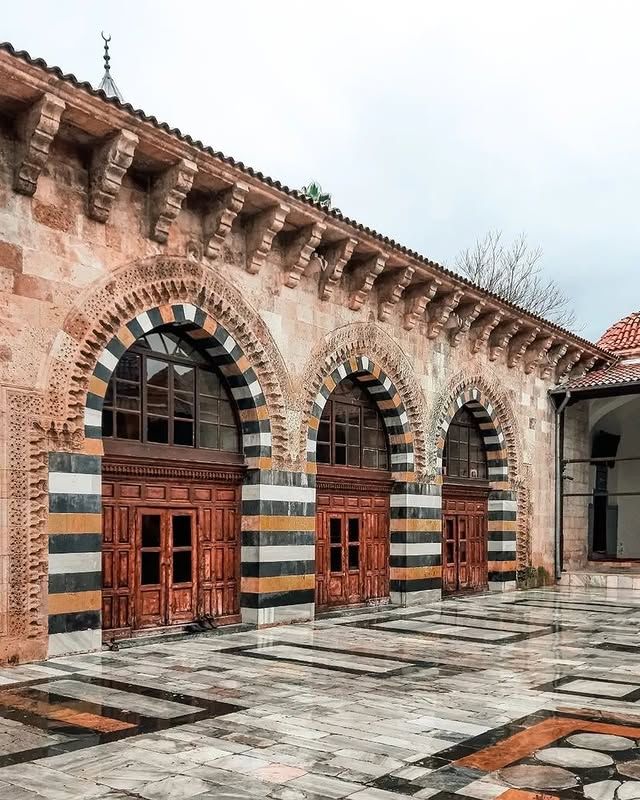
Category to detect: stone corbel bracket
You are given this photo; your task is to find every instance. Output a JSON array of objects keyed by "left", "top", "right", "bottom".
[
  {"left": 523, "top": 335, "right": 554, "bottom": 375},
  {"left": 245, "top": 203, "right": 290, "bottom": 274},
  {"left": 88, "top": 129, "right": 139, "bottom": 223},
  {"left": 488, "top": 319, "right": 522, "bottom": 362},
  {"left": 508, "top": 326, "right": 541, "bottom": 368},
  {"left": 556, "top": 348, "right": 583, "bottom": 383},
  {"left": 541, "top": 342, "right": 569, "bottom": 379},
  {"left": 426, "top": 289, "right": 463, "bottom": 339},
  {"left": 402, "top": 279, "right": 441, "bottom": 331},
  {"left": 318, "top": 237, "right": 358, "bottom": 300},
  {"left": 470, "top": 309, "right": 504, "bottom": 354},
  {"left": 377, "top": 265, "right": 415, "bottom": 322},
  {"left": 569, "top": 355, "right": 597, "bottom": 381},
  {"left": 150, "top": 158, "right": 198, "bottom": 243},
  {"left": 283, "top": 221, "right": 326, "bottom": 288},
  {"left": 448, "top": 299, "right": 486, "bottom": 347},
  {"left": 349, "top": 252, "right": 388, "bottom": 311},
  {"left": 14, "top": 92, "right": 66, "bottom": 196},
  {"left": 203, "top": 181, "right": 249, "bottom": 258}
]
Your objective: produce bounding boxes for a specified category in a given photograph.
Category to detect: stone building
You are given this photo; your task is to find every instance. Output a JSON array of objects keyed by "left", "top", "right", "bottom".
[{"left": 0, "top": 42, "right": 611, "bottom": 664}]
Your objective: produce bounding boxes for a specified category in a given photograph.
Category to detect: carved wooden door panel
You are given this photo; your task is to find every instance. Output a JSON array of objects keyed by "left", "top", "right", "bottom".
[
  {"left": 102, "top": 493, "right": 135, "bottom": 632},
  {"left": 198, "top": 486, "right": 240, "bottom": 622},
  {"left": 137, "top": 510, "right": 167, "bottom": 628},
  {"left": 442, "top": 489, "right": 488, "bottom": 595},
  {"left": 363, "top": 502, "right": 390, "bottom": 602}
]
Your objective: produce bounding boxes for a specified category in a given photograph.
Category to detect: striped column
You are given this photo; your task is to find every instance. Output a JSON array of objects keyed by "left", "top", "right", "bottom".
[
  {"left": 488, "top": 490, "right": 517, "bottom": 591},
  {"left": 47, "top": 453, "right": 102, "bottom": 657},
  {"left": 240, "top": 470, "right": 316, "bottom": 626},
  {"left": 390, "top": 482, "right": 442, "bottom": 605}
]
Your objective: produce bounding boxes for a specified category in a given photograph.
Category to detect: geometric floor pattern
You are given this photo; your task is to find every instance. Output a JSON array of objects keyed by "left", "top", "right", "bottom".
[{"left": 2, "top": 587, "right": 640, "bottom": 798}]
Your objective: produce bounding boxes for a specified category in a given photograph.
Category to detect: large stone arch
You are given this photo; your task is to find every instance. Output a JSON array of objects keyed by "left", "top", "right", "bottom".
[
  {"left": 40, "top": 256, "right": 291, "bottom": 466},
  {"left": 297, "top": 323, "right": 428, "bottom": 479},
  {"left": 428, "top": 371, "right": 530, "bottom": 588}
]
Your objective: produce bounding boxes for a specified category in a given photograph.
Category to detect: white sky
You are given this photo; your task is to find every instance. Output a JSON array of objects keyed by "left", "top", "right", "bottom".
[{"left": 4, "top": 1, "right": 639, "bottom": 340}]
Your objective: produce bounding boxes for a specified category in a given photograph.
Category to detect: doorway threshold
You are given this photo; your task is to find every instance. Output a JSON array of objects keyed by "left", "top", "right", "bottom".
[
  {"left": 103, "top": 622, "right": 252, "bottom": 651},
  {"left": 315, "top": 603, "right": 401, "bottom": 621}
]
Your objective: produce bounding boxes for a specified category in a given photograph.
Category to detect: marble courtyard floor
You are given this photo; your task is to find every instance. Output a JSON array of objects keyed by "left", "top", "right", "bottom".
[{"left": 2, "top": 589, "right": 640, "bottom": 798}]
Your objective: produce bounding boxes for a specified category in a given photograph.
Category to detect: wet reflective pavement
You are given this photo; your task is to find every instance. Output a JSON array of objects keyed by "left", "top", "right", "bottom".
[{"left": 2, "top": 587, "right": 640, "bottom": 798}]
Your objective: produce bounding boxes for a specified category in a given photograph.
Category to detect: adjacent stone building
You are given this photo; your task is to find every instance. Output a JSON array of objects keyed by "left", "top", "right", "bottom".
[{"left": 0, "top": 42, "right": 611, "bottom": 664}]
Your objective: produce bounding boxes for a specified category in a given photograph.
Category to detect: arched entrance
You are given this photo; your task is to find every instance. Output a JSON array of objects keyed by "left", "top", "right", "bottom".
[
  {"left": 100, "top": 324, "right": 244, "bottom": 637},
  {"left": 314, "top": 378, "right": 392, "bottom": 609},
  {"left": 442, "top": 405, "right": 490, "bottom": 594}
]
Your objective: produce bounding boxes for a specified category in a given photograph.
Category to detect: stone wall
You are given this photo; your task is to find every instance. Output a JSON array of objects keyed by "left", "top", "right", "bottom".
[{"left": 562, "top": 403, "right": 590, "bottom": 569}]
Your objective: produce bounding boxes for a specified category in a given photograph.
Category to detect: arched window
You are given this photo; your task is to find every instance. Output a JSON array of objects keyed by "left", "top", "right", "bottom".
[
  {"left": 443, "top": 406, "right": 488, "bottom": 480},
  {"left": 102, "top": 327, "right": 241, "bottom": 453},
  {"left": 316, "top": 379, "right": 389, "bottom": 470}
]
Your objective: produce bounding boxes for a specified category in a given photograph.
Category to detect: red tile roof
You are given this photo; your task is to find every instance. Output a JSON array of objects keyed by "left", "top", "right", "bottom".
[
  {"left": 597, "top": 311, "right": 640, "bottom": 355},
  {"left": 568, "top": 360, "right": 640, "bottom": 391}
]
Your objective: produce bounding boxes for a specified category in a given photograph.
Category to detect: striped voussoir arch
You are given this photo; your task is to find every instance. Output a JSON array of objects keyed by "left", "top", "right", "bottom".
[
  {"left": 438, "top": 386, "right": 517, "bottom": 592},
  {"left": 306, "top": 355, "right": 415, "bottom": 480},
  {"left": 47, "top": 302, "right": 272, "bottom": 657}
]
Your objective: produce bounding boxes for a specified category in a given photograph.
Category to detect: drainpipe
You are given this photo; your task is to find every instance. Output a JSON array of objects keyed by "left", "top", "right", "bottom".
[{"left": 554, "top": 389, "right": 571, "bottom": 580}]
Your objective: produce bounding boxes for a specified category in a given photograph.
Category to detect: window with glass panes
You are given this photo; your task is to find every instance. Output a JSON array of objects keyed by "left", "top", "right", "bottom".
[
  {"left": 102, "top": 327, "right": 240, "bottom": 453},
  {"left": 316, "top": 379, "right": 389, "bottom": 470},
  {"left": 442, "top": 406, "right": 488, "bottom": 479}
]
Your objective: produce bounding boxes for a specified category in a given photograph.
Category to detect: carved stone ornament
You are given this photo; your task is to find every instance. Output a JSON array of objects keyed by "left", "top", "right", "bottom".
[
  {"left": 14, "top": 93, "right": 66, "bottom": 196},
  {"left": 556, "top": 348, "right": 583, "bottom": 382},
  {"left": 318, "top": 237, "right": 358, "bottom": 300},
  {"left": 488, "top": 319, "right": 522, "bottom": 362},
  {"left": 203, "top": 182, "right": 249, "bottom": 258},
  {"left": 448, "top": 300, "right": 485, "bottom": 348},
  {"left": 283, "top": 221, "right": 326, "bottom": 289},
  {"left": 541, "top": 342, "right": 569, "bottom": 379},
  {"left": 348, "top": 252, "right": 387, "bottom": 311},
  {"left": 470, "top": 309, "right": 504, "bottom": 354},
  {"left": 402, "top": 280, "right": 441, "bottom": 331},
  {"left": 377, "top": 265, "right": 415, "bottom": 322},
  {"left": 245, "top": 203, "right": 290, "bottom": 274},
  {"left": 523, "top": 335, "right": 554, "bottom": 375},
  {"left": 426, "top": 289, "right": 463, "bottom": 340},
  {"left": 88, "top": 129, "right": 139, "bottom": 223},
  {"left": 150, "top": 158, "right": 198, "bottom": 243},
  {"left": 567, "top": 355, "right": 596, "bottom": 381},
  {"left": 507, "top": 326, "right": 541, "bottom": 368}
]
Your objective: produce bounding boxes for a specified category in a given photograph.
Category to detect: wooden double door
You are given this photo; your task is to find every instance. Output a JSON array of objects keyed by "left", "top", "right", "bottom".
[
  {"left": 442, "top": 484, "right": 489, "bottom": 595},
  {"left": 102, "top": 459, "right": 242, "bottom": 637},
  {"left": 316, "top": 476, "right": 390, "bottom": 610}
]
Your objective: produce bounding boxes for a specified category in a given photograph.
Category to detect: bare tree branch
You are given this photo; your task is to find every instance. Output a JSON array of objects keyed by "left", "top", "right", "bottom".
[{"left": 455, "top": 230, "right": 578, "bottom": 329}]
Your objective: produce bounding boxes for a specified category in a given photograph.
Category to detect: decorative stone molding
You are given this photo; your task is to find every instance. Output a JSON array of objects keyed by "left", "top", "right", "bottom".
[
  {"left": 203, "top": 182, "right": 248, "bottom": 258},
  {"left": 318, "top": 238, "right": 358, "bottom": 301},
  {"left": 402, "top": 280, "right": 441, "bottom": 332},
  {"left": 88, "top": 129, "right": 138, "bottom": 223},
  {"left": 14, "top": 92, "right": 65, "bottom": 196},
  {"left": 556, "top": 348, "right": 583, "bottom": 383},
  {"left": 426, "top": 290, "right": 463, "bottom": 340},
  {"left": 508, "top": 326, "right": 541, "bottom": 368},
  {"left": 283, "top": 221, "right": 326, "bottom": 289},
  {"left": 523, "top": 336, "right": 554, "bottom": 375},
  {"left": 42, "top": 256, "right": 292, "bottom": 467},
  {"left": 489, "top": 319, "right": 522, "bottom": 362},
  {"left": 569, "top": 355, "right": 597, "bottom": 381},
  {"left": 348, "top": 252, "right": 387, "bottom": 311},
  {"left": 245, "top": 203, "right": 290, "bottom": 274},
  {"left": 149, "top": 158, "right": 198, "bottom": 243},
  {"left": 377, "top": 265, "right": 415, "bottom": 322},
  {"left": 470, "top": 310, "right": 504, "bottom": 354},
  {"left": 541, "top": 342, "right": 569, "bottom": 379},
  {"left": 296, "top": 323, "right": 428, "bottom": 478},
  {"left": 448, "top": 300, "right": 485, "bottom": 348}
]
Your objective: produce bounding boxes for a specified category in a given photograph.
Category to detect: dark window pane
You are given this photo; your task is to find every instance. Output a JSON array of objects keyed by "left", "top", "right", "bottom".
[
  {"left": 174, "top": 419, "right": 193, "bottom": 446},
  {"left": 219, "top": 425, "right": 239, "bottom": 452},
  {"left": 199, "top": 370, "right": 221, "bottom": 397},
  {"left": 330, "top": 547, "right": 342, "bottom": 573},
  {"left": 362, "top": 448, "right": 376, "bottom": 468},
  {"left": 317, "top": 443, "right": 330, "bottom": 463},
  {"left": 200, "top": 395, "right": 219, "bottom": 423},
  {"left": 147, "top": 386, "right": 169, "bottom": 416},
  {"left": 378, "top": 449, "right": 388, "bottom": 470},
  {"left": 116, "top": 352, "right": 140, "bottom": 383},
  {"left": 219, "top": 400, "right": 235, "bottom": 425},
  {"left": 174, "top": 394, "right": 194, "bottom": 420},
  {"left": 347, "top": 446, "right": 360, "bottom": 466},
  {"left": 172, "top": 550, "right": 192, "bottom": 584},
  {"left": 347, "top": 407, "right": 359, "bottom": 426},
  {"left": 329, "top": 518, "right": 341, "bottom": 544},
  {"left": 147, "top": 416, "right": 169, "bottom": 443},
  {"left": 104, "top": 382, "right": 114, "bottom": 406},
  {"left": 172, "top": 515, "right": 191, "bottom": 548},
  {"left": 115, "top": 380, "right": 140, "bottom": 410},
  {"left": 173, "top": 364, "right": 194, "bottom": 393},
  {"left": 199, "top": 423, "right": 219, "bottom": 449},
  {"left": 147, "top": 358, "right": 169, "bottom": 387},
  {"left": 102, "top": 409, "right": 113, "bottom": 437},
  {"left": 141, "top": 551, "right": 160, "bottom": 585},
  {"left": 348, "top": 518, "right": 359, "bottom": 542},
  {"left": 335, "top": 445, "right": 346, "bottom": 465},
  {"left": 335, "top": 425, "right": 346, "bottom": 445},
  {"left": 348, "top": 545, "right": 359, "bottom": 570},
  {"left": 318, "top": 420, "right": 330, "bottom": 443},
  {"left": 335, "top": 405, "right": 347, "bottom": 425},
  {"left": 362, "top": 409, "right": 378, "bottom": 429},
  {"left": 116, "top": 411, "right": 140, "bottom": 440},
  {"left": 141, "top": 515, "right": 161, "bottom": 548},
  {"left": 348, "top": 425, "right": 360, "bottom": 446}
]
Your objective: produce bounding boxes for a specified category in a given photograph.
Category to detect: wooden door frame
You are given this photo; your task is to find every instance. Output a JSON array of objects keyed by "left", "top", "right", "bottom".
[
  {"left": 166, "top": 508, "right": 198, "bottom": 626},
  {"left": 442, "top": 480, "right": 490, "bottom": 597}
]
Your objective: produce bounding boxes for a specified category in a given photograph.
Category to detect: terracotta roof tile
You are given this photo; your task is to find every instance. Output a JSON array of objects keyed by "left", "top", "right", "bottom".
[
  {"left": 567, "top": 360, "right": 640, "bottom": 391},
  {"left": 597, "top": 311, "right": 640, "bottom": 355}
]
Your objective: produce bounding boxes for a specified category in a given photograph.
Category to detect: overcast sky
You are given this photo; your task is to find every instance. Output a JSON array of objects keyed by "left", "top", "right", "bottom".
[{"left": 4, "top": 1, "right": 639, "bottom": 340}]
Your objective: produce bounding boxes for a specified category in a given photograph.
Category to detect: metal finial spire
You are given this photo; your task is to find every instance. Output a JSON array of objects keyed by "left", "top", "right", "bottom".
[{"left": 98, "top": 31, "right": 124, "bottom": 102}]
